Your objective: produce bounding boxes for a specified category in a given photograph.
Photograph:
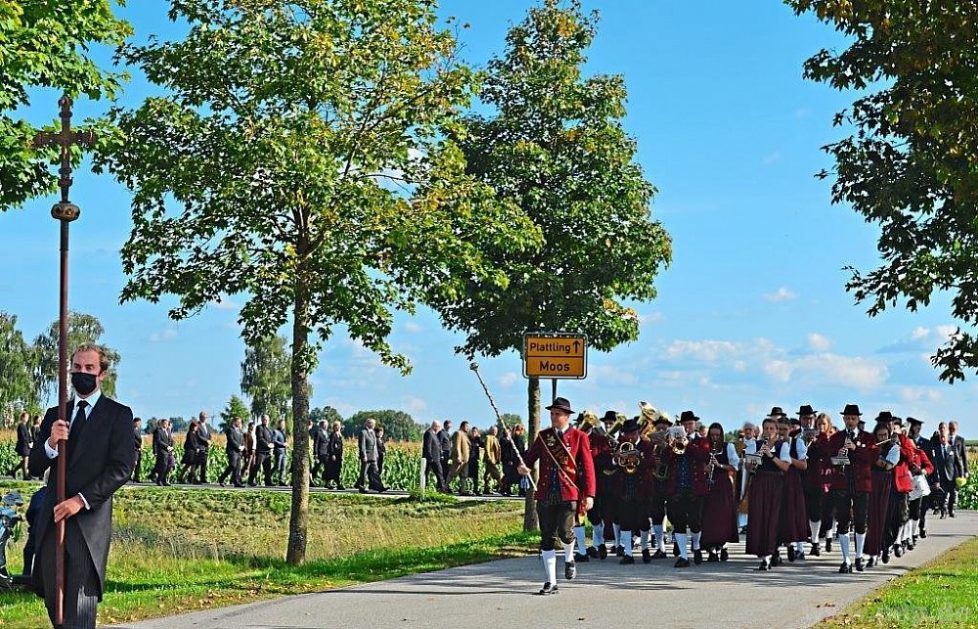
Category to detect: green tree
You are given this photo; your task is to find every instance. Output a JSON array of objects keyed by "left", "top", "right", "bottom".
[
  {"left": 345, "top": 409, "right": 422, "bottom": 441},
  {"left": 241, "top": 334, "right": 292, "bottom": 423},
  {"left": 33, "top": 311, "right": 121, "bottom": 402},
  {"left": 219, "top": 395, "right": 251, "bottom": 432},
  {"left": 310, "top": 405, "right": 343, "bottom": 427},
  {"left": 499, "top": 413, "right": 524, "bottom": 430},
  {"left": 785, "top": 1, "right": 978, "bottom": 381},
  {"left": 98, "top": 0, "right": 539, "bottom": 565},
  {"left": 0, "top": 0, "right": 130, "bottom": 210},
  {"left": 430, "top": 0, "right": 671, "bottom": 530},
  {"left": 0, "top": 312, "right": 37, "bottom": 427}
]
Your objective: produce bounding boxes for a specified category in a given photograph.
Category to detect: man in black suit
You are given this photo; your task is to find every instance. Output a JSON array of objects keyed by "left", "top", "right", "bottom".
[
  {"left": 423, "top": 421, "right": 447, "bottom": 492},
  {"left": 250, "top": 414, "right": 274, "bottom": 486},
  {"left": 8, "top": 411, "right": 33, "bottom": 479},
  {"left": 438, "top": 420, "right": 452, "bottom": 474},
  {"left": 130, "top": 417, "right": 143, "bottom": 483},
  {"left": 324, "top": 421, "right": 345, "bottom": 490},
  {"left": 928, "top": 423, "right": 962, "bottom": 518},
  {"left": 28, "top": 344, "right": 137, "bottom": 628},
  {"left": 195, "top": 411, "right": 212, "bottom": 484},
  {"left": 309, "top": 419, "right": 323, "bottom": 480},
  {"left": 219, "top": 417, "right": 245, "bottom": 487},
  {"left": 152, "top": 419, "right": 174, "bottom": 486}
]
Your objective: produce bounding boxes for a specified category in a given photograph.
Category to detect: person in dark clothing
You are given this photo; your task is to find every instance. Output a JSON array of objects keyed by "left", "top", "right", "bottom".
[
  {"left": 219, "top": 417, "right": 245, "bottom": 487},
  {"left": 500, "top": 427, "right": 518, "bottom": 496},
  {"left": 512, "top": 424, "right": 528, "bottom": 496},
  {"left": 468, "top": 427, "right": 483, "bottom": 495},
  {"left": 153, "top": 418, "right": 175, "bottom": 486},
  {"left": 8, "top": 412, "right": 33, "bottom": 479},
  {"left": 176, "top": 420, "right": 202, "bottom": 484},
  {"left": 439, "top": 420, "right": 452, "bottom": 473},
  {"left": 322, "top": 421, "right": 345, "bottom": 489},
  {"left": 250, "top": 414, "right": 274, "bottom": 486},
  {"left": 375, "top": 426, "right": 387, "bottom": 479},
  {"left": 131, "top": 417, "right": 143, "bottom": 483},
  {"left": 309, "top": 419, "right": 323, "bottom": 480},
  {"left": 272, "top": 419, "right": 288, "bottom": 485},
  {"left": 423, "top": 421, "right": 448, "bottom": 492},
  {"left": 195, "top": 411, "right": 213, "bottom": 484},
  {"left": 21, "top": 482, "right": 47, "bottom": 577}
]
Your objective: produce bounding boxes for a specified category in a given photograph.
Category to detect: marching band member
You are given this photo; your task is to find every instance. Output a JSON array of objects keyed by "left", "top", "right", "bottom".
[
  {"left": 746, "top": 415, "right": 791, "bottom": 570},
  {"left": 815, "top": 413, "right": 839, "bottom": 553},
  {"left": 613, "top": 417, "right": 655, "bottom": 564},
  {"left": 797, "top": 405, "right": 829, "bottom": 557},
  {"left": 884, "top": 416, "right": 914, "bottom": 562},
  {"left": 663, "top": 411, "right": 711, "bottom": 567},
  {"left": 649, "top": 414, "right": 673, "bottom": 559},
  {"left": 736, "top": 421, "right": 758, "bottom": 532},
  {"left": 573, "top": 411, "right": 614, "bottom": 561},
  {"left": 700, "top": 422, "right": 739, "bottom": 562},
  {"left": 599, "top": 411, "right": 624, "bottom": 556},
  {"left": 865, "top": 420, "right": 900, "bottom": 567},
  {"left": 517, "top": 397, "right": 596, "bottom": 595},
  {"left": 824, "top": 404, "right": 880, "bottom": 573},
  {"left": 906, "top": 417, "right": 934, "bottom": 541},
  {"left": 779, "top": 415, "right": 809, "bottom": 562}
]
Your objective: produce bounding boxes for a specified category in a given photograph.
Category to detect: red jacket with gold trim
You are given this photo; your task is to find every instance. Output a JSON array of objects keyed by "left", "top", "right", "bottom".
[
  {"left": 824, "top": 429, "right": 879, "bottom": 493},
  {"left": 524, "top": 426, "right": 596, "bottom": 503}
]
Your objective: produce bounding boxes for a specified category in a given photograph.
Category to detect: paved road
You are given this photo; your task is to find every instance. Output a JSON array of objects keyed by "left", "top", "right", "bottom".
[{"left": 114, "top": 511, "right": 977, "bottom": 629}]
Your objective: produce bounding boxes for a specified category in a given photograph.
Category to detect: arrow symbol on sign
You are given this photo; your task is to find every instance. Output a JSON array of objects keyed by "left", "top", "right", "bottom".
[{"left": 573, "top": 340, "right": 580, "bottom": 353}]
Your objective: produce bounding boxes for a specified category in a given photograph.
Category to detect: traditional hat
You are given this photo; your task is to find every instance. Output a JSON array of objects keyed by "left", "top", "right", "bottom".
[
  {"left": 766, "top": 406, "right": 787, "bottom": 419},
  {"left": 841, "top": 404, "right": 862, "bottom": 416},
  {"left": 874, "top": 411, "right": 894, "bottom": 423},
  {"left": 601, "top": 410, "right": 618, "bottom": 424},
  {"left": 545, "top": 397, "right": 574, "bottom": 414},
  {"left": 906, "top": 417, "right": 924, "bottom": 426},
  {"left": 798, "top": 404, "right": 816, "bottom": 416},
  {"left": 620, "top": 417, "right": 641, "bottom": 433},
  {"left": 679, "top": 410, "right": 698, "bottom": 424}
]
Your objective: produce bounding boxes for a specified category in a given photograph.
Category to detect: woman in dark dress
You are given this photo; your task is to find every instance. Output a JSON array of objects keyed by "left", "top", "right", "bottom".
[
  {"left": 700, "top": 422, "right": 741, "bottom": 561},
  {"left": 177, "top": 420, "right": 202, "bottom": 484},
  {"left": 865, "top": 423, "right": 898, "bottom": 567}
]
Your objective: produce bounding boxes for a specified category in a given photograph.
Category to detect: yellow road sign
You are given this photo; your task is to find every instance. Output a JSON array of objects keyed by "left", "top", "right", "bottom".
[{"left": 523, "top": 333, "right": 587, "bottom": 379}]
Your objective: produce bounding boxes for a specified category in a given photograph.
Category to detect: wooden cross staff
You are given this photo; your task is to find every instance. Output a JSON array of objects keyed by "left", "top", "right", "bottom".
[{"left": 33, "top": 95, "right": 95, "bottom": 628}]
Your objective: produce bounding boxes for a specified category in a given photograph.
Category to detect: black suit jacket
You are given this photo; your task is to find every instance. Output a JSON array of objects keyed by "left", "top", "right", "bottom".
[
  {"left": 225, "top": 427, "right": 244, "bottom": 453},
  {"left": 15, "top": 422, "right": 32, "bottom": 456},
  {"left": 929, "top": 442, "right": 960, "bottom": 483},
  {"left": 952, "top": 435, "right": 968, "bottom": 477},
  {"left": 423, "top": 430, "right": 441, "bottom": 462},
  {"left": 27, "top": 396, "right": 136, "bottom": 599},
  {"left": 152, "top": 426, "right": 173, "bottom": 455},
  {"left": 256, "top": 425, "right": 273, "bottom": 454}
]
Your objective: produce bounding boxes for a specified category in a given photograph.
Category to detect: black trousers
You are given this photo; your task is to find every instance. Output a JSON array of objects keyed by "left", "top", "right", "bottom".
[
  {"left": 667, "top": 491, "right": 704, "bottom": 533},
  {"left": 358, "top": 460, "right": 384, "bottom": 490},
  {"left": 649, "top": 494, "right": 667, "bottom": 524},
  {"left": 198, "top": 447, "right": 210, "bottom": 483},
  {"left": 154, "top": 452, "right": 171, "bottom": 484},
  {"left": 220, "top": 450, "right": 243, "bottom": 486},
  {"left": 250, "top": 451, "right": 272, "bottom": 485},
  {"left": 617, "top": 497, "right": 650, "bottom": 532},
  {"left": 40, "top": 520, "right": 99, "bottom": 629},
  {"left": 131, "top": 450, "right": 142, "bottom": 482},
  {"left": 803, "top": 486, "right": 823, "bottom": 523},
  {"left": 886, "top": 491, "right": 909, "bottom": 548},
  {"left": 324, "top": 457, "right": 342, "bottom": 486},
  {"left": 537, "top": 501, "right": 577, "bottom": 551},
  {"left": 833, "top": 489, "right": 869, "bottom": 534},
  {"left": 468, "top": 459, "right": 480, "bottom": 493},
  {"left": 425, "top": 457, "right": 446, "bottom": 491}
]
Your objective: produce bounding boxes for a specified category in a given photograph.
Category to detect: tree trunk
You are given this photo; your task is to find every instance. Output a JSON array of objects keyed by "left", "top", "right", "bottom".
[
  {"left": 286, "top": 281, "right": 312, "bottom": 566},
  {"left": 523, "top": 376, "right": 540, "bottom": 532}
]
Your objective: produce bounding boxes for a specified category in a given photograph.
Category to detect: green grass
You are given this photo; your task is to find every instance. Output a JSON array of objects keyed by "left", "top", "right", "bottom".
[
  {"left": 816, "top": 537, "right": 978, "bottom": 628},
  {"left": 0, "top": 483, "right": 532, "bottom": 628}
]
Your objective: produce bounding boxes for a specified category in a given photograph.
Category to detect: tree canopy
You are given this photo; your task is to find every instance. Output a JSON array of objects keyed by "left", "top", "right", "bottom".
[
  {"left": 33, "top": 311, "right": 120, "bottom": 402},
  {"left": 345, "top": 409, "right": 422, "bottom": 441},
  {"left": 241, "top": 334, "right": 292, "bottom": 423},
  {"left": 786, "top": 0, "right": 978, "bottom": 381}
]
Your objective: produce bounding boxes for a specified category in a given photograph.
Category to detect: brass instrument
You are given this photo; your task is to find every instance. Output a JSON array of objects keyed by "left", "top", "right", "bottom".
[
  {"left": 650, "top": 430, "right": 670, "bottom": 480},
  {"left": 577, "top": 410, "right": 600, "bottom": 431},
  {"left": 666, "top": 426, "right": 687, "bottom": 455},
  {"left": 613, "top": 441, "right": 643, "bottom": 475}
]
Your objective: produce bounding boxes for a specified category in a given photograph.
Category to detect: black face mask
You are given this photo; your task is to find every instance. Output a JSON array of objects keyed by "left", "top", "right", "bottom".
[{"left": 71, "top": 372, "right": 98, "bottom": 396}]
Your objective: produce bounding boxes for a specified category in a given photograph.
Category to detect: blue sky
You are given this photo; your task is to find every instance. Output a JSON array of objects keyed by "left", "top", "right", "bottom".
[{"left": 2, "top": 1, "right": 974, "bottom": 435}]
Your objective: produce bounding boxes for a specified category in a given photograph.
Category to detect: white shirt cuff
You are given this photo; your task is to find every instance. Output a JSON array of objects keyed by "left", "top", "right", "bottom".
[
  {"left": 78, "top": 494, "right": 90, "bottom": 510},
  {"left": 45, "top": 439, "right": 59, "bottom": 459}
]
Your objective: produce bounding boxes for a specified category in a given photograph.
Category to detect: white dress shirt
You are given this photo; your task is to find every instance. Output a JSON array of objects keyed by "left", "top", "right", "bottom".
[{"left": 44, "top": 389, "right": 101, "bottom": 510}]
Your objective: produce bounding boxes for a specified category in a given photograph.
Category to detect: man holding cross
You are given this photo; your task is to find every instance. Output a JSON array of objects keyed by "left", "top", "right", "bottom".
[
  {"left": 29, "top": 344, "right": 137, "bottom": 628},
  {"left": 518, "top": 397, "right": 596, "bottom": 595}
]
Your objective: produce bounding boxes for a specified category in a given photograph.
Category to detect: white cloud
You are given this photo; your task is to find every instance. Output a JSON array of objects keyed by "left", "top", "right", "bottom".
[
  {"left": 666, "top": 339, "right": 740, "bottom": 363},
  {"left": 879, "top": 324, "right": 962, "bottom": 354},
  {"left": 402, "top": 396, "right": 428, "bottom": 413},
  {"left": 590, "top": 364, "right": 638, "bottom": 386},
  {"left": 403, "top": 322, "right": 423, "bottom": 334},
  {"left": 211, "top": 298, "right": 240, "bottom": 311},
  {"left": 899, "top": 386, "right": 943, "bottom": 403},
  {"left": 149, "top": 329, "right": 177, "bottom": 343},
  {"left": 639, "top": 311, "right": 665, "bottom": 325},
  {"left": 807, "top": 332, "right": 831, "bottom": 352},
  {"left": 499, "top": 372, "right": 519, "bottom": 389},
  {"left": 762, "top": 287, "right": 797, "bottom": 303}
]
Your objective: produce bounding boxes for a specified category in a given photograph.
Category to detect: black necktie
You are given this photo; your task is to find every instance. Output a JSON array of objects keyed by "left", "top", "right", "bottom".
[{"left": 68, "top": 401, "right": 88, "bottom": 451}]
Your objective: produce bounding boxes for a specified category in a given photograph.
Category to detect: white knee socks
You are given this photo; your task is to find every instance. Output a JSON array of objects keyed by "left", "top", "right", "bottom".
[
  {"left": 613, "top": 523, "right": 621, "bottom": 548},
  {"left": 809, "top": 520, "right": 821, "bottom": 546},
  {"left": 573, "top": 525, "right": 586, "bottom": 555},
  {"left": 675, "top": 532, "right": 688, "bottom": 559},
  {"left": 621, "top": 530, "right": 633, "bottom": 556},
  {"left": 653, "top": 524, "right": 665, "bottom": 551},
  {"left": 592, "top": 522, "right": 604, "bottom": 549},
  {"left": 542, "top": 549, "right": 557, "bottom": 583},
  {"left": 839, "top": 533, "right": 851, "bottom": 563},
  {"left": 640, "top": 530, "right": 650, "bottom": 551},
  {"left": 855, "top": 533, "right": 865, "bottom": 559},
  {"left": 564, "top": 539, "right": 576, "bottom": 562},
  {"left": 691, "top": 531, "right": 701, "bottom": 551}
]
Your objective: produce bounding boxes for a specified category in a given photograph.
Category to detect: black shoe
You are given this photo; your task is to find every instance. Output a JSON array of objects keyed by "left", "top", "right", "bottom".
[
  {"left": 574, "top": 552, "right": 589, "bottom": 563},
  {"left": 902, "top": 540, "right": 909, "bottom": 551},
  {"left": 538, "top": 582, "right": 558, "bottom": 595},
  {"left": 920, "top": 529, "right": 927, "bottom": 539},
  {"left": 652, "top": 549, "right": 667, "bottom": 560},
  {"left": 565, "top": 561, "right": 577, "bottom": 580},
  {"left": 881, "top": 549, "right": 890, "bottom": 564},
  {"left": 587, "top": 546, "right": 598, "bottom": 559},
  {"left": 218, "top": 479, "right": 225, "bottom": 487},
  {"left": 787, "top": 545, "right": 796, "bottom": 562},
  {"left": 359, "top": 488, "right": 368, "bottom": 493},
  {"left": 233, "top": 483, "right": 245, "bottom": 488},
  {"left": 811, "top": 543, "right": 821, "bottom": 557},
  {"left": 642, "top": 549, "right": 651, "bottom": 563},
  {"left": 598, "top": 544, "right": 608, "bottom": 560},
  {"left": 894, "top": 544, "right": 903, "bottom": 558},
  {"left": 839, "top": 561, "right": 852, "bottom": 574},
  {"left": 758, "top": 558, "right": 770, "bottom": 571},
  {"left": 771, "top": 552, "right": 782, "bottom": 567},
  {"left": 337, "top": 485, "right": 346, "bottom": 490},
  {"left": 720, "top": 547, "right": 729, "bottom": 562},
  {"left": 949, "top": 510, "right": 955, "bottom": 518},
  {"left": 855, "top": 558, "right": 864, "bottom": 572},
  {"left": 672, "top": 541, "right": 680, "bottom": 557},
  {"left": 620, "top": 555, "right": 635, "bottom": 565},
  {"left": 616, "top": 545, "right": 625, "bottom": 557},
  {"left": 693, "top": 549, "right": 703, "bottom": 565},
  {"left": 866, "top": 557, "right": 876, "bottom": 568},
  {"left": 825, "top": 538, "right": 833, "bottom": 553},
  {"left": 674, "top": 557, "right": 690, "bottom": 568},
  {"left": 940, "top": 510, "right": 947, "bottom": 519},
  {"left": 907, "top": 540, "right": 915, "bottom": 551},
  {"left": 707, "top": 551, "right": 719, "bottom": 563}
]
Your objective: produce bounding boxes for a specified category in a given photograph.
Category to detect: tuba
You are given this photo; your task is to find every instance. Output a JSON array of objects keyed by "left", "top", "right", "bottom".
[
  {"left": 667, "top": 426, "right": 688, "bottom": 455},
  {"left": 576, "top": 409, "right": 600, "bottom": 431},
  {"left": 614, "top": 440, "right": 643, "bottom": 474}
]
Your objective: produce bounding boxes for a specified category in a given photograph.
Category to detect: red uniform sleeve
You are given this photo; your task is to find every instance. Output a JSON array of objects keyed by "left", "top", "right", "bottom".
[
  {"left": 577, "top": 432, "right": 596, "bottom": 498},
  {"left": 523, "top": 434, "right": 541, "bottom": 468},
  {"left": 899, "top": 435, "right": 914, "bottom": 464},
  {"left": 918, "top": 448, "right": 935, "bottom": 476}
]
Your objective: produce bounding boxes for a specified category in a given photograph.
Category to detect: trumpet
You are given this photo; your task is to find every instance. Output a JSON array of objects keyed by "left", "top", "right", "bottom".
[{"left": 665, "top": 426, "right": 687, "bottom": 455}]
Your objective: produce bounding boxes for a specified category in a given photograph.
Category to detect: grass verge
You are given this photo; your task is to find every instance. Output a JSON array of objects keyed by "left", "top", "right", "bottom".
[
  {"left": 816, "top": 537, "right": 978, "bottom": 628},
  {"left": 0, "top": 484, "right": 532, "bottom": 628}
]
